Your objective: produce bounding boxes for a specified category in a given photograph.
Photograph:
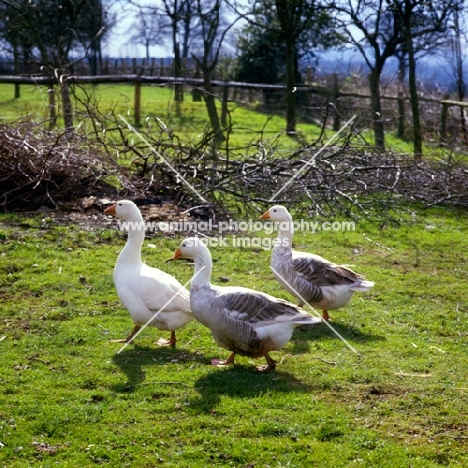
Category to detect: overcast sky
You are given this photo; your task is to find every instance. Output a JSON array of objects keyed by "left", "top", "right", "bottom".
[
  {"left": 101, "top": 1, "right": 244, "bottom": 58},
  {"left": 102, "top": 3, "right": 169, "bottom": 58}
]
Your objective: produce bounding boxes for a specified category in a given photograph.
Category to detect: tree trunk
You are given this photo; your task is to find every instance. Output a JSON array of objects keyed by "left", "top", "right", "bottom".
[
  {"left": 13, "top": 41, "right": 20, "bottom": 99},
  {"left": 221, "top": 86, "right": 229, "bottom": 128},
  {"left": 203, "top": 69, "right": 224, "bottom": 143},
  {"left": 60, "top": 80, "right": 74, "bottom": 136},
  {"left": 174, "top": 42, "right": 184, "bottom": 104},
  {"left": 403, "top": 0, "right": 422, "bottom": 160},
  {"left": 397, "top": 92, "right": 405, "bottom": 140},
  {"left": 368, "top": 70, "right": 385, "bottom": 150},
  {"left": 397, "top": 52, "right": 406, "bottom": 139},
  {"left": 453, "top": 11, "right": 467, "bottom": 144},
  {"left": 285, "top": 37, "right": 296, "bottom": 135},
  {"left": 48, "top": 87, "right": 57, "bottom": 129}
]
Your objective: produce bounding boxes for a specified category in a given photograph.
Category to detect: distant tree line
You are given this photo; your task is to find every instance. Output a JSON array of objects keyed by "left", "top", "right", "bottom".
[{"left": 0, "top": 0, "right": 467, "bottom": 158}]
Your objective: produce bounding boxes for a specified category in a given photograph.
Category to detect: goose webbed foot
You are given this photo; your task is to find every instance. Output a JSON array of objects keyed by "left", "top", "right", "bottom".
[
  {"left": 257, "top": 353, "right": 277, "bottom": 372},
  {"left": 157, "top": 331, "right": 177, "bottom": 347},
  {"left": 211, "top": 352, "right": 235, "bottom": 367},
  {"left": 110, "top": 325, "right": 141, "bottom": 343}
]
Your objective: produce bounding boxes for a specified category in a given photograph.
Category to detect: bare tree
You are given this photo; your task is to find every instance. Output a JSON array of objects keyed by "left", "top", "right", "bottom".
[
  {"left": 128, "top": 9, "right": 164, "bottom": 60},
  {"left": 437, "top": 6, "right": 468, "bottom": 145},
  {"left": 275, "top": 0, "right": 337, "bottom": 135},
  {"left": 451, "top": 9, "right": 467, "bottom": 144},
  {"left": 0, "top": 0, "right": 108, "bottom": 134},
  {"left": 334, "top": 0, "right": 461, "bottom": 156},
  {"left": 389, "top": 0, "right": 462, "bottom": 160},
  {"left": 159, "top": 0, "right": 192, "bottom": 102},
  {"left": 128, "top": 0, "right": 196, "bottom": 103},
  {"left": 190, "top": 0, "right": 240, "bottom": 144},
  {"left": 333, "top": 0, "right": 405, "bottom": 150}
]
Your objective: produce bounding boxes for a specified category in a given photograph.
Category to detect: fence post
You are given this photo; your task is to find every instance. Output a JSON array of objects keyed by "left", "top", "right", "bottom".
[
  {"left": 221, "top": 86, "right": 229, "bottom": 127},
  {"left": 134, "top": 77, "right": 141, "bottom": 127},
  {"left": 191, "top": 64, "right": 203, "bottom": 102},
  {"left": 397, "top": 92, "right": 405, "bottom": 139},
  {"left": 439, "top": 94, "right": 449, "bottom": 145}
]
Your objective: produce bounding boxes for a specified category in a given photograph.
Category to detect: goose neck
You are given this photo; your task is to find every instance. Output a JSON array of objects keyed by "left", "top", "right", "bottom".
[
  {"left": 117, "top": 217, "right": 145, "bottom": 264},
  {"left": 190, "top": 251, "right": 213, "bottom": 290},
  {"left": 277, "top": 219, "right": 294, "bottom": 247}
]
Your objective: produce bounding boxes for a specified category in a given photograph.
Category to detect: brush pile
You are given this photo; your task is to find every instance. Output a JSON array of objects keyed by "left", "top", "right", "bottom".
[
  {"left": 0, "top": 121, "right": 127, "bottom": 211},
  {"left": 1, "top": 118, "right": 467, "bottom": 219},
  {"left": 134, "top": 139, "right": 468, "bottom": 218}
]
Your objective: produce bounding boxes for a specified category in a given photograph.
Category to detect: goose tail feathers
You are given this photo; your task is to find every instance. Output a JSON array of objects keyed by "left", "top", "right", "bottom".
[{"left": 350, "top": 280, "right": 375, "bottom": 292}]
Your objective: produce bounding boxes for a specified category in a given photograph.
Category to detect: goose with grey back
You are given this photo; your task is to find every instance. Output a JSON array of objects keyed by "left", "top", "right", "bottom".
[
  {"left": 171, "top": 237, "right": 321, "bottom": 371},
  {"left": 104, "top": 200, "right": 192, "bottom": 346},
  {"left": 260, "top": 205, "right": 374, "bottom": 321}
]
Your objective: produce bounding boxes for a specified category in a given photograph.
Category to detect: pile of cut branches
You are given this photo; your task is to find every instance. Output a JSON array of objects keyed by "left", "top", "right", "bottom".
[
  {"left": 0, "top": 120, "right": 131, "bottom": 211},
  {"left": 2, "top": 116, "right": 467, "bottom": 219},
  {"left": 119, "top": 125, "right": 468, "bottom": 219}
]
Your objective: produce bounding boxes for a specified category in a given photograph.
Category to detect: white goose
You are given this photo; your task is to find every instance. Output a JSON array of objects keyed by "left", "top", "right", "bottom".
[
  {"left": 260, "top": 205, "right": 374, "bottom": 321},
  {"left": 104, "top": 200, "right": 192, "bottom": 346},
  {"left": 171, "top": 237, "right": 321, "bottom": 371}
]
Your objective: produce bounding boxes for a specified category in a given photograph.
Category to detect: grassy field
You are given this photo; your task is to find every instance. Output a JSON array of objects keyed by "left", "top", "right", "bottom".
[
  {"left": 1, "top": 203, "right": 467, "bottom": 467},
  {"left": 1, "top": 82, "right": 421, "bottom": 156},
  {"left": 1, "top": 81, "right": 467, "bottom": 466},
  {"left": 0, "top": 82, "right": 296, "bottom": 133}
]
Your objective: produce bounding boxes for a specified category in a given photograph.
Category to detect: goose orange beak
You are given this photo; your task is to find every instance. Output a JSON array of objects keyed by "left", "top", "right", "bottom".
[
  {"left": 171, "top": 248, "right": 183, "bottom": 261},
  {"left": 260, "top": 210, "right": 270, "bottom": 220},
  {"left": 104, "top": 204, "right": 116, "bottom": 215}
]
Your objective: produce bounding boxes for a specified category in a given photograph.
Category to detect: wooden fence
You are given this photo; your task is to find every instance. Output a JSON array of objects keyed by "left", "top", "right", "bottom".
[{"left": 0, "top": 72, "right": 465, "bottom": 145}]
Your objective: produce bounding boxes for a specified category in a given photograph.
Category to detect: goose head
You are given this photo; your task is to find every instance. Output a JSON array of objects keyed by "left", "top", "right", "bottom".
[
  {"left": 172, "top": 237, "right": 209, "bottom": 261},
  {"left": 104, "top": 200, "right": 141, "bottom": 221},
  {"left": 260, "top": 205, "right": 292, "bottom": 223}
]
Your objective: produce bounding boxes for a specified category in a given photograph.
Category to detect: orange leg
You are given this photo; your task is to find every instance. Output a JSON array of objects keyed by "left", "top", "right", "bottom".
[
  {"left": 211, "top": 352, "right": 236, "bottom": 367},
  {"left": 257, "top": 352, "right": 277, "bottom": 372},
  {"left": 322, "top": 310, "right": 331, "bottom": 321},
  {"left": 157, "top": 331, "right": 177, "bottom": 347},
  {"left": 110, "top": 324, "right": 141, "bottom": 343}
]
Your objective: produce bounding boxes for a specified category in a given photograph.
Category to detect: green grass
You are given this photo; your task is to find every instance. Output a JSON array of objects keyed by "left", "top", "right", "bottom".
[
  {"left": 0, "top": 83, "right": 321, "bottom": 151},
  {"left": 1, "top": 205, "right": 467, "bottom": 466},
  {"left": 4, "top": 82, "right": 468, "bottom": 161},
  {"left": 2, "top": 82, "right": 465, "bottom": 159}
]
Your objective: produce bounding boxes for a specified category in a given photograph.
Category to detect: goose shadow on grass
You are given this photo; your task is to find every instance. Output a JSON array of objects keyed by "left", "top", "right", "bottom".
[
  {"left": 288, "top": 320, "right": 386, "bottom": 354},
  {"left": 189, "top": 365, "right": 315, "bottom": 413},
  {"left": 110, "top": 344, "right": 207, "bottom": 392}
]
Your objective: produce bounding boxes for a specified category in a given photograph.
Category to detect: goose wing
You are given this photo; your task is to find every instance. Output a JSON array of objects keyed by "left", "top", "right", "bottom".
[
  {"left": 290, "top": 254, "right": 363, "bottom": 288},
  {"left": 121, "top": 264, "right": 191, "bottom": 313},
  {"left": 204, "top": 288, "right": 318, "bottom": 355},
  {"left": 220, "top": 288, "right": 317, "bottom": 326}
]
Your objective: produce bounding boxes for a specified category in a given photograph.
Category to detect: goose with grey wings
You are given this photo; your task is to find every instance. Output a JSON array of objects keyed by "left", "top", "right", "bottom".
[
  {"left": 260, "top": 205, "right": 374, "bottom": 321},
  {"left": 171, "top": 237, "right": 321, "bottom": 371}
]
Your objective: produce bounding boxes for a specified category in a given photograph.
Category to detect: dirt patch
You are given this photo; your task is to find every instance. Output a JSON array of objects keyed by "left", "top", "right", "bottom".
[{"left": 7, "top": 195, "right": 212, "bottom": 234}]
